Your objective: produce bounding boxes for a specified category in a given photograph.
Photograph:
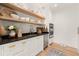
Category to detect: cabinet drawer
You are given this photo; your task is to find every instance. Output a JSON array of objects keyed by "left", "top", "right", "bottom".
[{"left": 3, "top": 40, "right": 26, "bottom": 56}]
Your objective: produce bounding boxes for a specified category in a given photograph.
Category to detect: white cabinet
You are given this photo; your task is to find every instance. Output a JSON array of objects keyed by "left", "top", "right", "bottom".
[
  {"left": 0, "top": 45, "right": 3, "bottom": 56},
  {"left": 24, "top": 36, "right": 43, "bottom": 56},
  {"left": 17, "top": 36, "right": 43, "bottom": 56},
  {"left": 3, "top": 40, "right": 26, "bottom": 56},
  {"left": 1, "top": 35, "right": 43, "bottom": 56}
]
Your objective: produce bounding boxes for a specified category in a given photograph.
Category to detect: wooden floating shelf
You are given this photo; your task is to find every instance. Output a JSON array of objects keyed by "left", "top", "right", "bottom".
[
  {"left": 0, "top": 16, "right": 45, "bottom": 25},
  {"left": 1, "top": 3, "right": 45, "bottom": 19}
]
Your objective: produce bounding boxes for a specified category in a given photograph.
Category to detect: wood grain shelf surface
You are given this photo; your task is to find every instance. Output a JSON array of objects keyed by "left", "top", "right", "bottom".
[
  {"left": 1, "top": 3, "right": 45, "bottom": 19},
  {"left": 0, "top": 16, "right": 44, "bottom": 25}
]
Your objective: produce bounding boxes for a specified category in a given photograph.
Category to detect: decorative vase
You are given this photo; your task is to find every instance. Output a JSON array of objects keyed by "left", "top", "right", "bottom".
[{"left": 9, "top": 30, "right": 16, "bottom": 38}]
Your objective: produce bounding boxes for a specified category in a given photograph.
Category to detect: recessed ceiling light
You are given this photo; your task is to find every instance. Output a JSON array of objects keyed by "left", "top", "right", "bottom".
[{"left": 54, "top": 4, "right": 58, "bottom": 7}]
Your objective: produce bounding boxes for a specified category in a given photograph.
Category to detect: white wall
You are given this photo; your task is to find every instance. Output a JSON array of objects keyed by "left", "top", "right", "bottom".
[{"left": 53, "top": 7, "right": 79, "bottom": 49}]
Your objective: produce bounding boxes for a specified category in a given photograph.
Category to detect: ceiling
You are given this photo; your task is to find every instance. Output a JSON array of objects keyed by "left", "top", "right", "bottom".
[{"left": 48, "top": 3, "right": 79, "bottom": 11}]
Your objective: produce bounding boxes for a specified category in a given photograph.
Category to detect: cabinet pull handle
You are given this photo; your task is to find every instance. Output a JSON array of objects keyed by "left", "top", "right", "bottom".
[
  {"left": 22, "top": 41, "right": 26, "bottom": 44},
  {"left": 9, "top": 45, "right": 16, "bottom": 48}
]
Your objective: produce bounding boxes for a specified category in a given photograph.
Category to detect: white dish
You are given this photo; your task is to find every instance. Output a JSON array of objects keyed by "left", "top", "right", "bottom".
[{"left": 11, "top": 14, "right": 19, "bottom": 19}]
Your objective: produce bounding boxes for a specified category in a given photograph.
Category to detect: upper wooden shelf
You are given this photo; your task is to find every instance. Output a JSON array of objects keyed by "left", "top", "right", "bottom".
[
  {"left": 0, "top": 16, "right": 45, "bottom": 25},
  {"left": 1, "top": 3, "right": 45, "bottom": 19}
]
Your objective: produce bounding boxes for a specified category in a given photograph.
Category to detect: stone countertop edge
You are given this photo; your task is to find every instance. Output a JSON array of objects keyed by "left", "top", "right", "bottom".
[{"left": 0, "top": 32, "right": 49, "bottom": 45}]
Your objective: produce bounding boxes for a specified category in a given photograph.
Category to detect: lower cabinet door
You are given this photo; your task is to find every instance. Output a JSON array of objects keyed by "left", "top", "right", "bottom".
[
  {"left": 0, "top": 46, "right": 3, "bottom": 56},
  {"left": 24, "top": 36, "right": 43, "bottom": 56}
]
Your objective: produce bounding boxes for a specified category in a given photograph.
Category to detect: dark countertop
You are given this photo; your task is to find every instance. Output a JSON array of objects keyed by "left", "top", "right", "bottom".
[{"left": 0, "top": 32, "right": 49, "bottom": 45}]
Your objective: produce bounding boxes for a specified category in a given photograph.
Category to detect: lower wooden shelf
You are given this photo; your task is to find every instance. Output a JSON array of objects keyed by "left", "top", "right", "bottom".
[{"left": 0, "top": 16, "right": 44, "bottom": 25}]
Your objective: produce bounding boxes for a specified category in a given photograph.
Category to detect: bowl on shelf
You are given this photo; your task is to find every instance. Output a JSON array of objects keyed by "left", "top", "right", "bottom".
[{"left": 10, "top": 14, "right": 19, "bottom": 20}]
